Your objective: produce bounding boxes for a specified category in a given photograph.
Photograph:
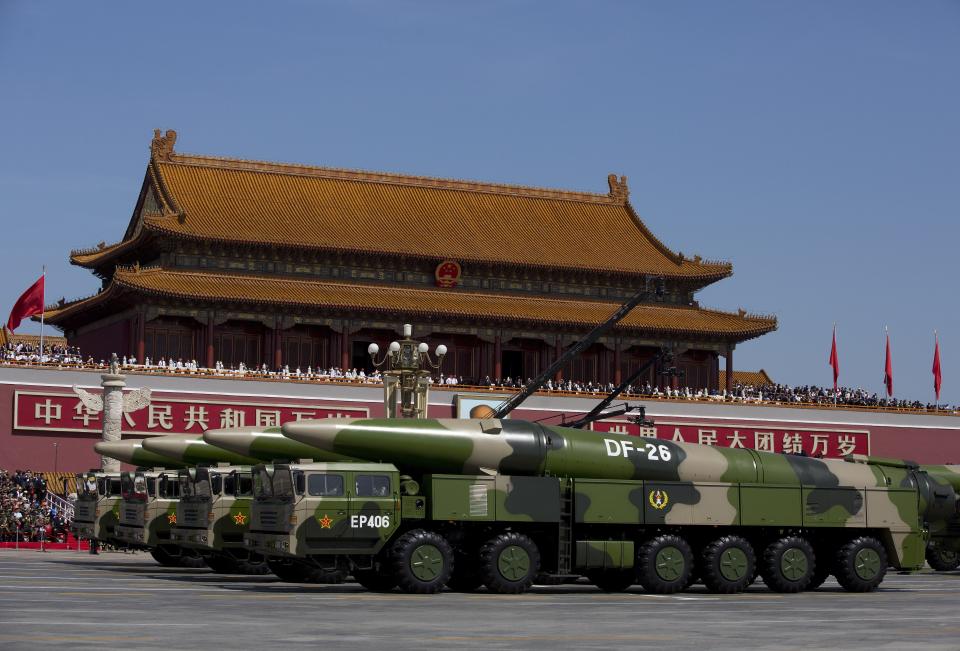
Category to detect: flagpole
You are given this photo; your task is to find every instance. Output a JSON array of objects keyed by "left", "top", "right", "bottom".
[
  {"left": 935, "top": 330, "right": 939, "bottom": 412},
  {"left": 39, "top": 266, "right": 45, "bottom": 364},
  {"left": 833, "top": 323, "right": 837, "bottom": 406}
]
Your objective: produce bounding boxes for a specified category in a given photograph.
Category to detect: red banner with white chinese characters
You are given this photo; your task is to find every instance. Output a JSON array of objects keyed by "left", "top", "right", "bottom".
[
  {"left": 591, "top": 420, "right": 870, "bottom": 457},
  {"left": 13, "top": 391, "right": 368, "bottom": 436}
]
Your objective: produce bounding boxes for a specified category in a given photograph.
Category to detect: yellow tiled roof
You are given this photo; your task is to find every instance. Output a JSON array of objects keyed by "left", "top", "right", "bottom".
[
  {"left": 45, "top": 267, "right": 776, "bottom": 340},
  {"left": 720, "top": 369, "right": 774, "bottom": 389},
  {"left": 71, "top": 130, "right": 732, "bottom": 280}
]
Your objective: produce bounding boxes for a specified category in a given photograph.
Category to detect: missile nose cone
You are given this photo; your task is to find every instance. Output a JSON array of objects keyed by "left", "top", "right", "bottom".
[
  {"left": 141, "top": 434, "right": 201, "bottom": 458},
  {"left": 281, "top": 418, "right": 355, "bottom": 450},
  {"left": 94, "top": 441, "right": 135, "bottom": 459},
  {"left": 203, "top": 427, "right": 262, "bottom": 455}
]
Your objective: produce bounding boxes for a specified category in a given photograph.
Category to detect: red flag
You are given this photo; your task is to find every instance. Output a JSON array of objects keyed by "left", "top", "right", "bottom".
[
  {"left": 6, "top": 275, "right": 45, "bottom": 332},
  {"left": 883, "top": 331, "right": 893, "bottom": 397},
  {"left": 829, "top": 326, "right": 839, "bottom": 392},
  {"left": 933, "top": 334, "right": 942, "bottom": 402}
]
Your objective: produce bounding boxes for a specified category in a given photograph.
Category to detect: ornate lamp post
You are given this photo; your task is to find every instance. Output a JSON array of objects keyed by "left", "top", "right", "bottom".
[{"left": 368, "top": 324, "right": 447, "bottom": 419}]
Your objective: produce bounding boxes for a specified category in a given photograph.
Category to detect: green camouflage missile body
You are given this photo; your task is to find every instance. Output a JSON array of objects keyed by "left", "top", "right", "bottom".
[
  {"left": 268, "top": 417, "right": 960, "bottom": 594},
  {"left": 142, "top": 434, "right": 261, "bottom": 466},
  {"left": 95, "top": 440, "right": 188, "bottom": 469},
  {"left": 203, "top": 426, "right": 357, "bottom": 463}
]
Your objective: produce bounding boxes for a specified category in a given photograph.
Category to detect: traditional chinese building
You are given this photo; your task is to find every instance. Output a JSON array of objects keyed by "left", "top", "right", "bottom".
[{"left": 44, "top": 129, "right": 776, "bottom": 390}]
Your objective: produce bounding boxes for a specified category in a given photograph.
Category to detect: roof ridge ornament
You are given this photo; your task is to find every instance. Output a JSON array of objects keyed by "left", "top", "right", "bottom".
[
  {"left": 151, "top": 129, "right": 177, "bottom": 161},
  {"left": 607, "top": 174, "right": 629, "bottom": 202}
]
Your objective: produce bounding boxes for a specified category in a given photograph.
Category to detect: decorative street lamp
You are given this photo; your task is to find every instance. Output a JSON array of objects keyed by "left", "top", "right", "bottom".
[{"left": 368, "top": 324, "right": 447, "bottom": 419}]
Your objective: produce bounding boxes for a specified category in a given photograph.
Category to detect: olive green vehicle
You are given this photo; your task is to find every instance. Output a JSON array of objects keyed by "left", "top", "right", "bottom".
[
  {"left": 70, "top": 471, "right": 124, "bottom": 546},
  {"left": 247, "top": 417, "right": 960, "bottom": 595},
  {"left": 170, "top": 465, "right": 271, "bottom": 574},
  {"left": 114, "top": 470, "right": 206, "bottom": 568}
]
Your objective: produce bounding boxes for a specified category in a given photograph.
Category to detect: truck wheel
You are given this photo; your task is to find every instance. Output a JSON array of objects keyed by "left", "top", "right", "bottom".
[
  {"left": 480, "top": 532, "right": 540, "bottom": 594},
  {"left": 149, "top": 547, "right": 181, "bottom": 567},
  {"left": 588, "top": 569, "right": 636, "bottom": 592},
  {"left": 926, "top": 545, "right": 960, "bottom": 571},
  {"left": 637, "top": 534, "right": 693, "bottom": 594},
  {"left": 235, "top": 554, "right": 272, "bottom": 576},
  {"left": 390, "top": 529, "right": 454, "bottom": 594},
  {"left": 204, "top": 553, "right": 242, "bottom": 574},
  {"left": 700, "top": 535, "right": 756, "bottom": 594},
  {"left": 177, "top": 549, "right": 207, "bottom": 569},
  {"left": 760, "top": 536, "right": 815, "bottom": 593},
  {"left": 354, "top": 569, "right": 398, "bottom": 592},
  {"left": 834, "top": 536, "right": 887, "bottom": 592}
]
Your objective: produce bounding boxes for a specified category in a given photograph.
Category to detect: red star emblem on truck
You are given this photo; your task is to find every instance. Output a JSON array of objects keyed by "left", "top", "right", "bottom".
[
  {"left": 167, "top": 513, "right": 177, "bottom": 524},
  {"left": 233, "top": 512, "right": 247, "bottom": 525},
  {"left": 318, "top": 514, "right": 333, "bottom": 529}
]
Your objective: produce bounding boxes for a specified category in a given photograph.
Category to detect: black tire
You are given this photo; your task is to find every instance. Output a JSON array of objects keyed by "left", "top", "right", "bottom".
[
  {"left": 760, "top": 536, "right": 815, "bottom": 593},
  {"left": 235, "top": 554, "right": 272, "bottom": 576},
  {"left": 269, "top": 559, "right": 346, "bottom": 584},
  {"left": 176, "top": 548, "right": 208, "bottom": 568},
  {"left": 353, "top": 567, "right": 398, "bottom": 592},
  {"left": 479, "top": 532, "right": 540, "bottom": 594},
  {"left": 149, "top": 547, "right": 182, "bottom": 567},
  {"left": 204, "top": 553, "right": 241, "bottom": 574},
  {"left": 588, "top": 568, "right": 636, "bottom": 592},
  {"left": 637, "top": 534, "right": 694, "bottom": 594},
  {"left": 926, "top": 545, "right": 960, "bottom": 572},
  {"left": 834, "top": 536, "right": 887, "bottom": 592},
  {"left": 389, "top": 529, "right": 454, "bottom": 594},
  {"left": 700, "top": 535, "right": 756, "bottom": 594}
]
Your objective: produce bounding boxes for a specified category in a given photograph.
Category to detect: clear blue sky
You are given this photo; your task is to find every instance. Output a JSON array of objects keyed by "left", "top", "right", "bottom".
[{"left": 1, "top": 1, "right": 957, "bottom": 404}]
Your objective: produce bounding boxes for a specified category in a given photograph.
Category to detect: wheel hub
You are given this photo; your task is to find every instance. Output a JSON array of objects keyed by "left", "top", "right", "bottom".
[
  {"left": 854, "top": 548, "right": 882, "bottom": 580},
  {"left": 780, "top": 548, "right": 808, "bottom": 581},
  {"left": 654, "top": 546, "right": 685, "bottom": 581},
  {"left": 719, "top": 547, "right": 749, "bottom": 581},
  {"left": 410, "top": 544, "right": 443, "bottom": 581},
  {"left": 498, "top": 545, "right": 531, "bottom": 581}
]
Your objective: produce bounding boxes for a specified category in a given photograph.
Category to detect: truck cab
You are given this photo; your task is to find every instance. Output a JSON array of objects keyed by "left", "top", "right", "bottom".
[
  {"left": 115, "top": 469, "right": 204, "bottom": 567},
  {"left": 70, "top": 471, "right": 122, "bottom": 544},
  {"left": 171, "top": 465, "right": 267, "bottom": 574},
  {"left": 248, "top": 462, "right": 404, "bottom": 580}
]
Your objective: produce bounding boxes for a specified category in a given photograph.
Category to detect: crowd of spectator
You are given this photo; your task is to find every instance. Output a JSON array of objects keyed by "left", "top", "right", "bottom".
[
  {"left": 0, "top": 469, "right": 70, "bottom": 543},
  {"left": 1, "top": 343, "right": 954, "bottom": 413}
]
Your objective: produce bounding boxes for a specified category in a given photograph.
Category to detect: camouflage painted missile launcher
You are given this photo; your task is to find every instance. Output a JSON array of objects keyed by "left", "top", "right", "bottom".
[
  {"left": 113, "top": 469, "right": 205, "bottom": 567},
  {"left": 170, "top": 465, "right": 270, "bottom": 575},
  {"left": 70, "top": 471, "right": 123, "bottom": 546},
  {"left": 248, "top": 417, "right": 960, "bottom": 594}
]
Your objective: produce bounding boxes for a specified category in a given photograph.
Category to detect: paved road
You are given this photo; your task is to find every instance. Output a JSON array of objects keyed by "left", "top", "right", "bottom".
[{"left": 0, "top": 550, "right": 958, "bottom": 650}]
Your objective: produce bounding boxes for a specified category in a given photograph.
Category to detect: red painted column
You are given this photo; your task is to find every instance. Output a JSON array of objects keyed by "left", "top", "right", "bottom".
[
  {"left": 136, "top": 311, "right": 145, "bottom": 363},
  {"left": 613, "top": 338, "right": 622, "bottom": 385},
  {"left": 274, "top": 316, "right": 283, "bottom": 370},
  {"left": 554, "top": 336, "right": 563, "bottom": 383},
  {"left": 341, "top": 326, "right": 350, "bottom": 371},
  {"left": 725, "top": 345, "right": 734, "bottom": 392},
  {"left": 206, "top": 315, "right": 215, "bottom": 368},
  {"left": 494, "top": 334, "right": 502, "bottom": 380}
]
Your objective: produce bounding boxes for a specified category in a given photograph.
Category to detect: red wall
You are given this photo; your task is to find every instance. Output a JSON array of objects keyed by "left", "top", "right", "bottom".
[{"left": 71, "top": 318, "right": 132, "bottom": 363}]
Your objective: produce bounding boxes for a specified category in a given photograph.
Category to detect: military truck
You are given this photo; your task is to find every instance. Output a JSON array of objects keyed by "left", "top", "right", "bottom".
[
  {"left": 114, "top": 469, "right": 205, "bottom": 567},
  {"left": 243, "top": 417, "right": 960, "bottom": 595},
  {"left": 170, "top": 465, "right": 272, "bottom": 574},
  {"left": 70, "top": 471, "right": 123, "bottom": 547}
]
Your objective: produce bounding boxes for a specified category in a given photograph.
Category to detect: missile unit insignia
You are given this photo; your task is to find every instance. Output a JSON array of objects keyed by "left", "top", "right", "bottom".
[{"left": 649, "top": 489, "right": 669, "bottom": 510}]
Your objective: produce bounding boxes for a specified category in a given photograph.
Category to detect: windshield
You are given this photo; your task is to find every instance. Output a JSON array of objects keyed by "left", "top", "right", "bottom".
[
  {"left": 159, "top": 474, "right": 180, "bottom": 499},
  {"left": 235, "top": 472, "right": 253, "bottom": 498},
  {"left": 254, "top": 466, "right": 274, "bottom": 499},
  {"left": 178, "top": 471, "right": 194, "bottom": 497},
  {"left": 121, "top": 473, "right": 135, "bottom": 499},
  {"left": 272, "top": 468, "right": 295, "bottom": 499},
  {"left": 81, "top": 474, "right": 98, "bottom": 497},
  {"left": 195, "top": 468, "right": 212, "bottom": 498}
]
